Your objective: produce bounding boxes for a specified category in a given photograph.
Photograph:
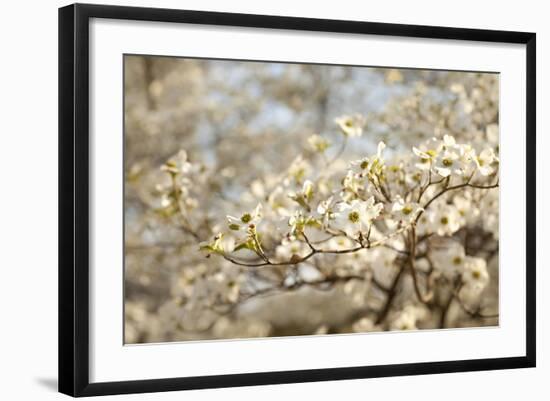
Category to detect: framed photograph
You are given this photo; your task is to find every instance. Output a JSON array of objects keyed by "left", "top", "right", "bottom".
[{"left": 58, "top": 3, "right": 536, "bottom": 397}]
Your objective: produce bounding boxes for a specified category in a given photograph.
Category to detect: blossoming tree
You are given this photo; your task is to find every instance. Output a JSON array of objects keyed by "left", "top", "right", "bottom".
[{"left": 124, "top": 56, "right": 499, "bottom": 342}]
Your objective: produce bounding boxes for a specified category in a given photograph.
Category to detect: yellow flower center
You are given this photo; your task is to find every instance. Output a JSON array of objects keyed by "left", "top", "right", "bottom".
[
  {"left": 402, "top": 206, "right": 413, "bottom": 215},
  {"left": 472, "top": 270, "right": 481, "bottom": 279},
  {"left": 453, "top": 256, "right": 462, "bottom": 265},
  {"left": 426, "top": 149, "right": 437, "bottom": 157},
  {"left": 241, "top": 213, "right": 252, "bottom": 223},
  {"left": 360, "top": 160, "right": 369, "bottom": 169},
  {"left": 348, "top": 211, "right": 360, "bottom": 223},
  {"left": 442, "top": 159, "right": 453, "bottom": 167},
  {"left": 440, "top": 216, "right": 449, "bottom": 225}
]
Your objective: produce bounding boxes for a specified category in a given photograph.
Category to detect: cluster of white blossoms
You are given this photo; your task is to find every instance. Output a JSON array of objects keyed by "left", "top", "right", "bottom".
[
  {"left": 154, "top": 150, "right": 205, "bottom": 219},
  {"left": 412, "top": 134, "right": 498, "bottom": 179},
  {"left": 334, "top": 114, "right": 366, "bottom": 137},
  {"left": 331, "top": 198, "right": 384, "bottom": 239},
  {"left": 164, "top": 113, "right": 499, "bottom": 332},
  {"left": 390, "top": 305, "right": 428, "bottom": 331},
  {"left": 122, "top": 62, "right": 503, "bottom": 343},
  {"left": 430, "top": 240, "right": 491, "bottom": 300}
]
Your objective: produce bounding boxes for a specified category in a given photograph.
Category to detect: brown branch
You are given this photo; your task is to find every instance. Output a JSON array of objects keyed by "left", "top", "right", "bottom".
[
  {"left": 210, "top": 272, "right": 375, "bottom": 318},
  {"left": 408, "top": 225, "right": 433, "bottom": 304},
  {"left": 415, "top": 178, "right": 499, "bottom": 224},
  {"left": 219, "top": 226, "right": 409, "bottom": 268},
  {"left": 375, "top": 264, "right": 405, "bottom": 324},
  {"left": 439, "top": 293, "right": 454, "bottom": 329}
]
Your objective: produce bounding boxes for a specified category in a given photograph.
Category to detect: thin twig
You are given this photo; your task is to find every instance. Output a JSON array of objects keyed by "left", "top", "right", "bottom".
[{"left": 220, "top": 225, "right": 409, "bottom": 268}]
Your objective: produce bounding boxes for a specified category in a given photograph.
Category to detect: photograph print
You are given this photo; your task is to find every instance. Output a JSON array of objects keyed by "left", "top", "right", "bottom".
[{"left": 123, "top": 55, "right": 499, "bottom": 344}]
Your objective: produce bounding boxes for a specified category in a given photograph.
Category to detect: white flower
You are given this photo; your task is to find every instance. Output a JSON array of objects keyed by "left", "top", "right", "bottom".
[
  {"left": 390, "top": 305, "right": 426, "bottom": 331},
  {"left": 348, "top": 141, "right": 386, "bottom": 178},
  {"left": 430, "top": 241, "right": 466, "bottom": 278},
  {"left": 413, "top": 135, "right": 470, "bottom": 177},
  {"left": 454, "top": 144, "right": 478, "bottom": 176},
  {"left": 200, "top": 233, "right": 235, "bottom": 254},
  {"left": 159, "top": 193, "right": 172, "bottom": 208},
  {"left": 161, "top": 149, "right": 192, "bottom": 175},
  {"left": 288, "top": 180, "right": 315, "bottom": 211},
  {"left": 288, "top": 210, "right": 313, "bottom": 236},
  {"left": 369, "top": 141, "right": 386, "bottom": 176},
  {"left": 350, "top": 157, "right": 371, "bottom": 173},
  {"left": 391, "top": 197, "right": 423, "bottom": 224},
  {"left": 461, "top": 256, "right": 490, "bottom": 293},
  {"left": 324, "top": 235, "right": 355, "bottom": 251},
  {"left": 412, "top": 138, "right": 441, "bottom": 170},
  {"left": 334, "top": 114, "right": 365, "bottom": 137},
  {"left": 249, "top": 179, "right": 266, "bottom": 199},
  {"left": 331, "top": 197, "right": 383, "bottom": 238},
  {"left": 227, "top": 203, "right": 263, "bottom": 232},
  {"left": 268, "top": 186, "right": 294, "bottom": 217},
  {"left": 317, "top": 196, "right": 336, "bottom": 227},
  {"left": 341, "top": 170, "right": 365, "bottom": 201},
  {"left": 434, "top": 148, "right": 462, "bottom": 177},
  {"left": 286, "top": 155, "right": 311, "bottom": 184},
  {"left": 442, "top": 134, "right": 457, "bottom": 147},
  {"left": 275, "top": 237, "right": 310, "bottom": 261},
  {"left": 352, "top": 317, "right": 379, "bottom": 333},
  {"left": 453, "top": 193, "right": 480, "bottom": 225},
  {"left": 429, "top": 203, "right": 461, "bottom": 236},
  {"left": 317, "top": 196, "right": 334, "bottom": 216},
  {"left": 391, "top": 312, "right": 417, "bottom": 331},
  {"left": 475, "top": 148, "right": 498, "bottom": 176},
  {"left": 412, "top": 146, "right": 436, "bottom": 171},
  {"left": 349, "top": 142, "right": 386, "bottom": 180},
  {"left": 307, "top": 134, "right": 330, "bottom": 152}
]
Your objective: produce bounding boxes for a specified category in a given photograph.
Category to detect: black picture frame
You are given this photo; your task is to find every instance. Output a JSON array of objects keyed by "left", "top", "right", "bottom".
[{"left": 59, "top": 3, "right": 536, "bottom": 397}]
